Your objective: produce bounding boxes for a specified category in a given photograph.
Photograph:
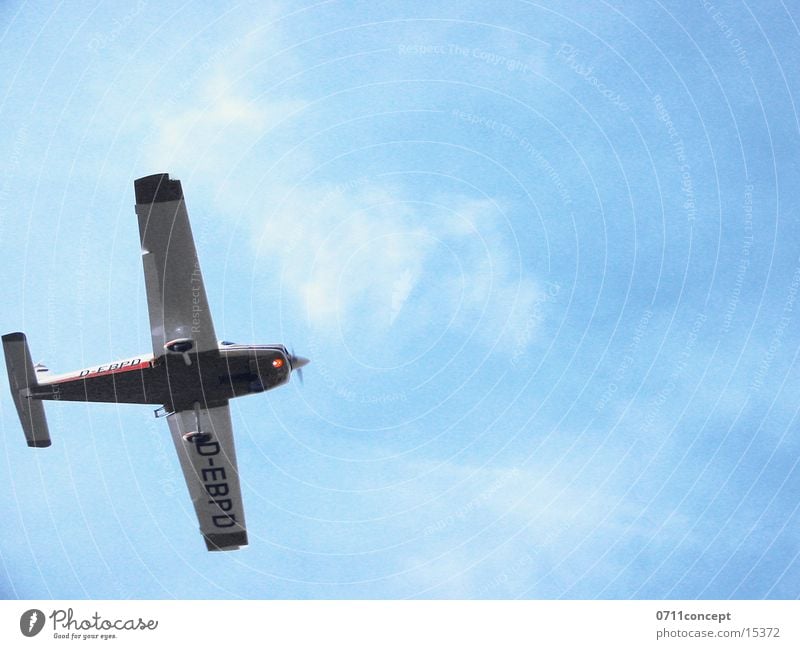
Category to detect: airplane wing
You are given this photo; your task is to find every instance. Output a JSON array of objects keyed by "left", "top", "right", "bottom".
[
  {"left": 167, "top": 403, "right": 248, "bottom": 551},
  {"left": 134, "top": 173, "right": 218, "bottom": 357}
]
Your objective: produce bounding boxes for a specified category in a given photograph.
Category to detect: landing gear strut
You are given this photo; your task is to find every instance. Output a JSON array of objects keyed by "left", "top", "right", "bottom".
[{"left": 182, "top": 402, "right": 212, "bottom": 444}]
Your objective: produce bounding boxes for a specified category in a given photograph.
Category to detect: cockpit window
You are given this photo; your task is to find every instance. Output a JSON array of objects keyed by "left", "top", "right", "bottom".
[{"left": 220, "top": 340, "right": 237, "bottom": 346}]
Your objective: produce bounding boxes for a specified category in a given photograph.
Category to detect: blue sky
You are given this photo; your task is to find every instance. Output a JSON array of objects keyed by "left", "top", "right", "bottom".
[{"left": 1, "top": 0, "right": 799, "bottom": 598}]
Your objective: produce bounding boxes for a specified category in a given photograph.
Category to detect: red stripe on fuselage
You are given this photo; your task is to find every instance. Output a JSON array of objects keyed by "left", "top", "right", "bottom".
[{"left": 47, "top": 360, "right": 153, "bottom": 385}]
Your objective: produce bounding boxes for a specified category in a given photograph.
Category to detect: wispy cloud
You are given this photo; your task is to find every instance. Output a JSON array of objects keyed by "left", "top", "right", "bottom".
[
  {"left": 141, "top": 15, "right": 548, "bottom": 358},
  {"left": 146, "top": 23, "right": 307, "bottom": 176},
  {"left": 252, "top": 181, "right": 548, "bottom": 360},
  {"left": 396, "top": 457, "right": 700, "bottom": 598}
]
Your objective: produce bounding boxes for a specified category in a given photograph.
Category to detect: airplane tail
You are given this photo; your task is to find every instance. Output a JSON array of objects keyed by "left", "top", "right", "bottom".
[{"left": 2, "top": 332, "right": 51, "bottom": 447}]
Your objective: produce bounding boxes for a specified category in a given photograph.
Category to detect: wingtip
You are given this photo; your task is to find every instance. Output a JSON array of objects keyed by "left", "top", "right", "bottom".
[
  {"left": 204, "top": 531, "right": 248, "bottom": 552},
  {"left": 134, "top": 173, "right": 183, "bottom": 204}
]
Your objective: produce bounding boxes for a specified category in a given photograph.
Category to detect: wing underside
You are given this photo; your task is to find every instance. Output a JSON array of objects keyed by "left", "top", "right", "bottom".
[
  {"left": 135, "top": 173, "right": 218, "bottom": 357},
  {"left": 135, "top": 174, "right": 247, "bottom": 551},
  {"left": 167, "top": 403, "right": 248, "bottom": 551}
]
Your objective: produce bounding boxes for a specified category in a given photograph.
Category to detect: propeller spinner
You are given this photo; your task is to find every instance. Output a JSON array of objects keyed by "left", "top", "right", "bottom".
[{"left": 288, "top": 348, "right": 309, "bottom": 384}]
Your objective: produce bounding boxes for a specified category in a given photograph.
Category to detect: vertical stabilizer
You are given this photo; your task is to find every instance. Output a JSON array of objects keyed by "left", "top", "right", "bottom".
[{"left": 2, "top": 332, "right": 51, "bottom": 447}]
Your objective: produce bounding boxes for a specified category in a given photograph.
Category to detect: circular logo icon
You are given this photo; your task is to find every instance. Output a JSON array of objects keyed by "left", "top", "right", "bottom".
[{"left": 20, "top": 609, "right": 45, "bottom": 637}]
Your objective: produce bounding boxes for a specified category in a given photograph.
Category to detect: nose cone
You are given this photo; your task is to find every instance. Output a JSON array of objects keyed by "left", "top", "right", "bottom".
[{"left": 290, "top": 355, "right": 309, "bottom": 371}]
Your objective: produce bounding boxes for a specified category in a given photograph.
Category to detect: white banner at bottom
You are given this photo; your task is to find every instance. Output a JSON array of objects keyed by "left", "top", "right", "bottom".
[{"left": 0, "top": 600, "right": 797, "bottom": 648}]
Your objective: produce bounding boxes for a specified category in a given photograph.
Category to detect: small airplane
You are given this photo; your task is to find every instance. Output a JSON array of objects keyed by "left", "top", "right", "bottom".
[{"left": 3, "top": 173, "right": 308, "bottom": 551}]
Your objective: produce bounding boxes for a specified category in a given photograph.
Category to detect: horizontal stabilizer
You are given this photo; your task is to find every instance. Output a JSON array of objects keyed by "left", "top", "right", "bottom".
[{"left": 2, "top": 332, "right": 51, "bottom": 447}]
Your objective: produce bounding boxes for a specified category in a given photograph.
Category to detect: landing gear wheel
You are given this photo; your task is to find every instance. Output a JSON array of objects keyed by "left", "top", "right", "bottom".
[{"left": 183, "top": 431, "right": 212, "bottom": 444}]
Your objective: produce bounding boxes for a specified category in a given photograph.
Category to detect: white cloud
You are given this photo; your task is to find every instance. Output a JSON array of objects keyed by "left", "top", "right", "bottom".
[
  {"left": 390, "top": 269, "right": 416, "bottom": 326},
  {"left": 146, "top": 25, "right": 307, "bottom": 176},
  {"left": 141, "top": 17, "right": 548, "bottom": 359},
  {"left": 151, "top": 94, "right": 305, "bottom": 174},
  {"left": 250, "top": 180, "right": 548, "bottom": 361},
  {"left": 393, "top": 457, "right": 697, "bottom": 598}
]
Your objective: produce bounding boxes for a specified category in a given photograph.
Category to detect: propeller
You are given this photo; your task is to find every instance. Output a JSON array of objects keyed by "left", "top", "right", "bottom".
[{"left": 288, "top": 347, "right": 309, "bottom": 385}]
